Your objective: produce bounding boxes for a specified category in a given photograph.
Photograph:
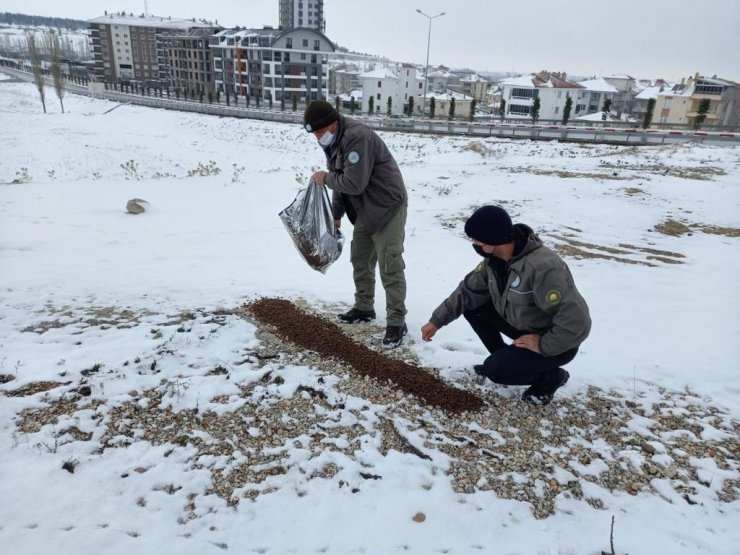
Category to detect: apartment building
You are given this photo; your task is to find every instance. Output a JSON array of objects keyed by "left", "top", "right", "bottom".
[
  {"left": 360, "top": 64, "right": 423, "bottom": 115},
  {"left": 279, "top": 0, "right": 325, "bottom": 32},
  {"left": 499, "top": 72, "right": 584, "bottom": 120},
  {"left": 329, "top": 62, "right": 362, "bottom": 96},
  {"left": 209, "top": 26, "right": 334, "bottom": 105},
  {"left": 87, "top": 12, "right": 217, "bottom": 84},
  {"left": 161, "top": 27, "right": 219, "bottom": 95}
]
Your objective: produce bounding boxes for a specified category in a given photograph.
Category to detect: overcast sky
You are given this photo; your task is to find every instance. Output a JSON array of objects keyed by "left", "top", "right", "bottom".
[{"left": 7, "top": 0, "right": 740, "bottom": 81}]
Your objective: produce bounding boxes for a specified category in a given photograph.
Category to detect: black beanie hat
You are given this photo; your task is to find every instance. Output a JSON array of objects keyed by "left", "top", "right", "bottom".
[
  {"left": 464, "top": 205, "right": 515, "bottom": 246},
  {"left": 303, "top": 100, "right": 339, "bottom": 132}
]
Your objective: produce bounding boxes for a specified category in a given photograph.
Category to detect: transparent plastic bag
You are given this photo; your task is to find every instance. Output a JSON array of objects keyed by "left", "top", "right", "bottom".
[{"left": 279, "top": 178, "right": 344, "bottom": 273}]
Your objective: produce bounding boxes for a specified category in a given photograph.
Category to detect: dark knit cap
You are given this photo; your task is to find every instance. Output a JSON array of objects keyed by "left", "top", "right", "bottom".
[
  {"left": 464, "top": 205, "right": 515, "bottom": 246},
  {"left": 303, "top": 100, "right": 339, "bottom": 132}
]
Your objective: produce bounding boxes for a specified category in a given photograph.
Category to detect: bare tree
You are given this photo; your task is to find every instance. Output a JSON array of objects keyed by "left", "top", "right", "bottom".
[
  {"left": 50, "top": 34, "right": 66, "bottom": 113},
  {"left": 27, "top": 33, "right": 47, "bottom": 113}
]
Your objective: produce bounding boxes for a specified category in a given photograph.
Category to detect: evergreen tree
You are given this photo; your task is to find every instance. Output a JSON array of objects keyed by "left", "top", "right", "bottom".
[
  {"left": 469, "top": 98, "right": 477, "bottom": 121},
  {"left": 335, "top": 95, "right": 341, "bottom": 113},
  {"left": 246, "top": 94, "right": 251, "bottom": 108},
  {"left": 256, "top": 95, "right": 260, "bottom": 108},
  {"left": 386, "top": 96, "right": 392, "bottom": 116},
  {"left": 280, "top": 96, "right": 285, "bottom": 111},
  {"left": 292, "top": 95, "right": 298, "bottom": 111},
  {"left": 499, "top": 98, "right": 506, "bottom": 121},
  {"left": 234, "top": 93, "right": 238, "bottom": 106},
  {"left": 216, "top": 90, "right": 221, "bottom": 104},
  {"left": 429, "top": 96, "right": 436, "bottom": 119},
  {"left": 350, "top": 96, "right": 356, "bottom": 115},
  {"left": 175, "top": 89, "right": 180, "bottom": 100},
  {"left": 531, "top": 96, "right": 540, "bottom": 123},
  {"left": 694, "top": 98, "right": 711, "bottom": 129},
  {"left": 226, "top": 89, "right": 230, "bottom": 106},
  {"left": 601, "top": 97, "right": 612, "bottom": 121},
  {"left": 407, "top": 96, "right": 415, "bottom": 116},
  {"left": 562, "top": 94, "right": 572, "bottom": 125},
  {"left": 368, "top": 96, "right": 375, "bottom": 115},
  {"left": 269, "top": 96, "right": 273, "bottom": 110},
  {"left": 448, "top": 97, "right": 456, "bottom": 120},
  {"left": 643, "top": 98, "right": 656, "bottom": 129}
]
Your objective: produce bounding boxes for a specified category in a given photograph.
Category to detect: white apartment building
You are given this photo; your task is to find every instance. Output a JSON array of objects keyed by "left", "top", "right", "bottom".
[
  {"left": 210, "top": 27, "right": 334, "bottom": 105},
  {"left": 576, "top": 77, "right": 619, "bottom": 115},
  {"left": 279, "top": 0, "right": 325, "bottom": 32},
  {"left": 499, "top": 72, "right": 585, "bottom": 120},
  {"left": 360, "top": 64, "right": 423, "bottom": 115}
]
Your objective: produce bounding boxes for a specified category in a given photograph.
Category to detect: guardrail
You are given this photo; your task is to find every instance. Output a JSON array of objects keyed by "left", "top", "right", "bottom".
[{"left": 2, "top": 65, "right": 739, "bottom": 146}]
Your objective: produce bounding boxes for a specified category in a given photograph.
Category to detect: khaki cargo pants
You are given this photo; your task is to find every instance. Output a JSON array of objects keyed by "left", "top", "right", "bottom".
[{"left": 350, "top": 205, "right": 407, "bottom": 326}]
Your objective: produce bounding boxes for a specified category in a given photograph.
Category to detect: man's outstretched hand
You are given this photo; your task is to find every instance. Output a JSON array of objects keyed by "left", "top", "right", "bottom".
[{"left": 421, "top": 322, "right": 438, "bottom": 342}]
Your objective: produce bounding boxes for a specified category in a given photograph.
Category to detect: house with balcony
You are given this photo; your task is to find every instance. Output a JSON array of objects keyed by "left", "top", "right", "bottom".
[
  {"left": 209, "top": 26, "right": 334, "bottom": 105},
  {"left": 499, "top": 72, "right": 584, "bottom": 120},
  {"left": 161, "top": 27, "right": 218, "bottom": 95},
  {"left": 602, "top": 74, "right": 638, "bottom": 115},
  {"left": 653, "top": 75, "right": 739, "bottom": 128},
  {"left": 575, "top": 77, "right": 619, "bottom": 115}
]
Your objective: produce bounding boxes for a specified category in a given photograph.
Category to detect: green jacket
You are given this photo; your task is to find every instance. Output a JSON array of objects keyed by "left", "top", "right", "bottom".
[
  {"left": 430, "top": 226, "right": 591, "bottom": 356},
  {"left": 324, "top": 116, "right": 407, "bottom": 233}
]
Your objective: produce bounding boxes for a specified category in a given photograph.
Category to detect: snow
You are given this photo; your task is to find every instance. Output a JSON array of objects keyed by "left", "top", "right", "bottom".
[{"left": 1, "top": 78, "right": 739, "bottom": 554}]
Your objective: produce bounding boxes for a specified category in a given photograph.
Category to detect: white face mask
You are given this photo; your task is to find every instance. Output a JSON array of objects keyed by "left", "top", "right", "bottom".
[{"left": 318, "top": 130, "right": 335, "bottom": 147}]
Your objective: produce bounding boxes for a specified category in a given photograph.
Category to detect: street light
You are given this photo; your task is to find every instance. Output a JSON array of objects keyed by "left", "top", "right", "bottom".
[{"left": 417, "top": 8, "right": 445, "bottom": 117}]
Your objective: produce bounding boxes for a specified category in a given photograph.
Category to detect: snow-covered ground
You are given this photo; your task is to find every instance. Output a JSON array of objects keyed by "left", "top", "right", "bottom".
[{"left": 1, "top": 78, "right": 739, "bottom": 555}]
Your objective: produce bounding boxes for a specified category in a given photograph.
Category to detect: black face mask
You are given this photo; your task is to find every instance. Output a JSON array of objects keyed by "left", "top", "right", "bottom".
[{"left": 473, "top": 244, "right": 489, "bottom": 258}]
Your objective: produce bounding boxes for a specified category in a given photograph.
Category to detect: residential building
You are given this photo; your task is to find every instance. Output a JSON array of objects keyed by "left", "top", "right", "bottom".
[
  {"left": 161, "top": 27, "right": 219, "bottom": 95},
  {"left": 632, "top": 83, "right": 666, "bottom": 125},
  {"left": 359, "top": 64, "right": 423, "bottom": 116},
  {"left": 87, "top": 12, "right": 217, "bottom": 84},
  {"left": 426, "top": 65, "right": 460, "bottom": 95},
  {"left": 499, "top": 72, "right": 584, "bottom": 120},
  {"left": 602, "top": 74, "right": 638, "bottom": 115},
  {"left": 279, "top": 0, "right": 325, "bottom": 32},
  {"left": 329, "top": 62, "right": 361, "bottom": 95},
  {"left": 654, "top": 75, "right": 740, "bottom": 128},
  {"left": 424, "top": 90, "right": 474, "bottom": 118},
  {"left": 575, "top": 77, "right": 618, "bottom": 115},
  {"left": 209, "top": 26, "right": 334, "bottom": 105},
  {"left": 459, "top": 73, "right": 490, "bottom": 102}
]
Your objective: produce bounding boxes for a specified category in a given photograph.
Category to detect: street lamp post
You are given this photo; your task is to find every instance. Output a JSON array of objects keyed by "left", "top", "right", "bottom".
[{"left": 416, "top": 9, "right": 445, "bottom": 117}]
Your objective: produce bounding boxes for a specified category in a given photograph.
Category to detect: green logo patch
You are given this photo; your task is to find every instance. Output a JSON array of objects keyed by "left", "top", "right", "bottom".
[{"left": 546, "top": 290, "right": 562, "bottom": 306}]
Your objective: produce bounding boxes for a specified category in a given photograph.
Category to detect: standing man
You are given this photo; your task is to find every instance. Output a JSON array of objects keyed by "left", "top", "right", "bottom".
[
  {"left": 304, "top": 99, "right": 409, "bottom": 349},
  {"left": 421, "top": 205, "right": 591, "bottom": 404}
]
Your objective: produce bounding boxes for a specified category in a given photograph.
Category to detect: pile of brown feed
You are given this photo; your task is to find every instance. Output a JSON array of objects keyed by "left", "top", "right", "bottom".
[{"left": 246, "top": 297, "right": 485, "bottom": 413}]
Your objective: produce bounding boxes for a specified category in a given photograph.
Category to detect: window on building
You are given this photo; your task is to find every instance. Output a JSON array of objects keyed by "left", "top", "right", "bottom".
[
  {"left": 510, "top": 88, "right": 538, "bottom": 99},
  {"left": 663, "top": 99, "right": 671, "bottom": 108},
  {"left": 377, "top": 93, "right": 381, "bottom": 100},
  {"left": 303, "top": 39, "right": 308, "bottom": 47},
  {"left": 378, "top": 81, "right": 381, "bottom": 88},
  {"left": 509, "top": 104, "right": 530, "bottom": 115},
  {"left": 314, "top": 40, "right": 320, "bottom": 50},
  {"left": 286, "top": 38, "right": 292, "bottom": 48}
]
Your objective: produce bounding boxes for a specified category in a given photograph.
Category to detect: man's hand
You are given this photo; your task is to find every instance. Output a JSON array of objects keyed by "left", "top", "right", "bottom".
[
  {"left": 334, "top": 219, "right": 341, "bottom": 230},
  {"left": 513, "top": 334, "right": 541, "bottom": 354},
  {"left": 421, "top": 322, "right": 438, "bottom": 342},
  {"left": 312, "top": 170, "right": 328, "bottom": 185}
]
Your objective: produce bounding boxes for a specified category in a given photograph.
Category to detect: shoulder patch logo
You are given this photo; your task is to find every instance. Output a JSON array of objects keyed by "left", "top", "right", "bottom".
[
  {"left": 546, "top": 290, "right": 562, "bottom": 306},
  {"left": 510, "top": 271, "right": 521, "bottom": 289},
  {"left": 347, "top": 150, "right": 361, "bottom": 165},
  {"left": 475, "top": 262, "right": 484, "bottom": 272}
]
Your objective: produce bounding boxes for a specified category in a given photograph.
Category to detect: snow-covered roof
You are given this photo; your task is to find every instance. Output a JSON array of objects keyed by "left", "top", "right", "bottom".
[
  {"left": 500, "top": 73, "right": 583, "bottom": 89},
  {"left": 635, "top": 85, "right": 664, "bottom": 100},
  {"left": 359, "top": 67, "right": 398, "bottom": 79},
  {"left": 425, "top": 90, "right": 473, "bottom": 101},
  {"left": 88, "top": 13, "right": 217, "bottom": 30},
  {"left": 460, "top": 74, "right": 488, "bottom": 83},
  {"left": 575, "top": 112, "right": 636, "bottom": 123},
  {"left": 576, "top": 77, "right": 619, "bottom": 93}
]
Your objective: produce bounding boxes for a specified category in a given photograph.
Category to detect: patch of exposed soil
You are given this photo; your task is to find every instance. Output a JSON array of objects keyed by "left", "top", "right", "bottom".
[
  {"left": 244, "top": 297, "right": 484, "bottom": 413},
  {"left": 653, "top": 219, "right": 740, "bottom": 238}
]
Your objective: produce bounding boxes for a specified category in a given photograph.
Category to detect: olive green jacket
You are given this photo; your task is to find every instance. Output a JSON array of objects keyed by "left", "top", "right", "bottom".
[
  {"left": 430, "top": 226, "right": 591, "bottom": 356},
  {"left": 324, "top": 116, "right": 407, "bottom": 233}
]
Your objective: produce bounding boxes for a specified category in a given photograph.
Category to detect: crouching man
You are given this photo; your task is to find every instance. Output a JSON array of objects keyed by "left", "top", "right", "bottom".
[{"left": 421, "top": 205, "right": 591, "bottom": 405}]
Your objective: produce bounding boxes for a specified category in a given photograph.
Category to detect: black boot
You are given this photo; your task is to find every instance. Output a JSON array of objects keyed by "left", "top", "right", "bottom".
[
  {"left": 337, "top": 308, "right": 376, "bottom": 323},
  {"left": 382, "top": 324, "right": 408, "bottom": 349},
  {"left": 522, "top": 369, "right": 570, "bottom": 405}
]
